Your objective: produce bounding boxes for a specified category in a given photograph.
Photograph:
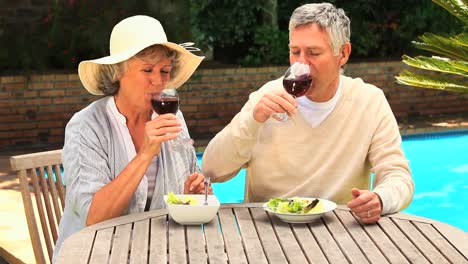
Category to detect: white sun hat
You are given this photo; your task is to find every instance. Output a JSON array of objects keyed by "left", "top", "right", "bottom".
[{"left": 78, "top": 15, "right": 204, "bottom": 95}]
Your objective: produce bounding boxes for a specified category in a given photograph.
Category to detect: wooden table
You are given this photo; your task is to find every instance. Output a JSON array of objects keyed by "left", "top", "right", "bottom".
[{"left": 56, "top": 204, "right": 468, "bottom": 264}]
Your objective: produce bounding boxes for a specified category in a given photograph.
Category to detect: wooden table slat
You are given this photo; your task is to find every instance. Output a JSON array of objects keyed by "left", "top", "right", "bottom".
[
  {"left": 393, "top": 218, "right": 450, "bottom": 264},
  {"left": 90, "top": 209, "right": 167, "bottom": 231},
  {"left": 358, "top": 221, "right": 410, "bottom": 263},
  {"left": 149, "top": 216, "right": 167, "bottom": 264},
  {"left": 129, "top": 219, "right": 149, "bottom": 264},
  {"left": 334, "top": 210, "right": 389, "bottom": 264},
  {"left": 218, "top": 208, "right": 248, "bottom": 264},
  {"left": 57, "top": 230, "right": 95, "bottom": 264},
  {"left": 269, "top": 213, "right": 309, "bottom": 264},
  {"left": 378, "top": 217, "right": 429, "bottom": 264},
  {"left": 309, "top": 214, "right": 349, "bottom": 263},
  {"left": 290, "top": 224, "right": 328, "bottom": 263},
  {"left": 109, "top": 223, "right": 132, "bottom": 264},
  {"left": 233, "top": 208, "right": 268, "bottom": 264},
  {"left": 88, "top": 227, "right": 113, "bottom": 264},
  {"left": 414, "top": 222, "right": 468, "bottom": 263},
  {"left": 430, "top": 221, "right": 468, "bottom": 257},
  {"left": 324, "top": 211, "right": 369, "bottom": 264},
  {"left": 168, "top": 219, "right": 187, "bottom": 263},
  {"left": 56, "top": 204, "right": 468, "bottom": 264},
  {"left": 186, "top": 225, "right": 207, "bottom": 264},
  {"left": 249, "top": 208, "right": 288, "bottom": 263},
  {"left": 204, "top": 215, "right": 228, "bottom": 263}
]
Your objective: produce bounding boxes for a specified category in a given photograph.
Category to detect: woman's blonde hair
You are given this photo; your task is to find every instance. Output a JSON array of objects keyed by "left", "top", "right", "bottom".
[{"left": 96, "top": 45, "right": 179, "bottom": 95}]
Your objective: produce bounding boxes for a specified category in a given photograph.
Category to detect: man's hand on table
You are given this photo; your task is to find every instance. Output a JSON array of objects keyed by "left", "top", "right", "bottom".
[{"left": 347, "top": 188, "right": 383, "bottom": 224}]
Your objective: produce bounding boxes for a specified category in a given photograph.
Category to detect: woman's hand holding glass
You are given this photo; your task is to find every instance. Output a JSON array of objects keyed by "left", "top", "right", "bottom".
[
  {"left": 140, "top": 114, "right": 182, "bottom": 157},
  {"left": 149, "top": 89, "right": 194, "bottom": 148}
]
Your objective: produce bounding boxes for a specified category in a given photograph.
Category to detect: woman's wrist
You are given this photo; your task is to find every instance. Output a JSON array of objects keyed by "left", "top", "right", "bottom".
[{"left": 136, "top": 151, "right": 156, "bottom": 165}]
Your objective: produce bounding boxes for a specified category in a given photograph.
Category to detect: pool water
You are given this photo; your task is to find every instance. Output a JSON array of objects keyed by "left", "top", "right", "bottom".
[
  {"left": 401, "top": 131, "right": 468, "bottom": 231},
  {"left": 198, "top": 130, "right": 468, "bottom": 231}
]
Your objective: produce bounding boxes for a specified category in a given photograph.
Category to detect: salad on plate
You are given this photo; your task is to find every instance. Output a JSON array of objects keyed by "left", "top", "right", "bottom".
[
  {"left": 266, "top": 197, "right": 324, "bottom": 214},
  {"left": 263, "top": 197, "right": 336, "bottom": 223}
]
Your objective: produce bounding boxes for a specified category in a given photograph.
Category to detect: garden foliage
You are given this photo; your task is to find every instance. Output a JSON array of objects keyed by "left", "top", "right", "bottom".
[{"left": 0, "top": 0, "right": 463, "bottom": 72}]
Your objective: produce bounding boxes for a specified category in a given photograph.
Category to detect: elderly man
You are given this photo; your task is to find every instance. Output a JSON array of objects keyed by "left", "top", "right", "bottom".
[{"left": 202, "top": 2, "right": 414, "bottom": 223}]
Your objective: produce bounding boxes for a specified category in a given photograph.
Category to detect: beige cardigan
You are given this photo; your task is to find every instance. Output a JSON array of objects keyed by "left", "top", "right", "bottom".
[{"left": 202, "top": 75, "right": 414, "bottom": 215}]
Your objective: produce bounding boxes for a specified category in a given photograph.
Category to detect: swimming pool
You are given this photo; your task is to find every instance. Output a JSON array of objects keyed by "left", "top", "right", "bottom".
[
  {"left": 198, "top": 130, "right": 468, "bottom": 231},
  {"left": 401, "top": 130, "right": 468, "bottom": 232}
]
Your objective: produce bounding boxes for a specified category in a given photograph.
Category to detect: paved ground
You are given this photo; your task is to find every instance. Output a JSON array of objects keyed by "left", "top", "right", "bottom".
[
  {"left": 0, "top": 114, "right": 467, "bottom": 264},
  {"left": 0, "top": 150, "right": 40, "bottom": 264}
]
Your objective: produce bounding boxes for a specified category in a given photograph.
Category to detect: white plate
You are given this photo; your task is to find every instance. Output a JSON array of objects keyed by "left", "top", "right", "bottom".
[{"left": 263, "top": 197, "right": 337, "bottom": 224}]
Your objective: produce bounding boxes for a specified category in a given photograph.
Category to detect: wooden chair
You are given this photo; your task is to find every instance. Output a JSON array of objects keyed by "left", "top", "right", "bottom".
[{"left": 9, "top": 149, "right": 65, "bottom": 264}]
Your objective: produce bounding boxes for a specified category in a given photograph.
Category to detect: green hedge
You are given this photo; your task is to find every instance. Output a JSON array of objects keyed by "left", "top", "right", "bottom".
[
  {"left": 0, "top": 0, "right": 463, "bottom": 72},
  {"left": 192, "top": 0, "right": 464, "bottom": 65}
]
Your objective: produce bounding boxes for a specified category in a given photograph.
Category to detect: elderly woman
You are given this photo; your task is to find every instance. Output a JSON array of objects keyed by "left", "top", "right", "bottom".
[{"left": 54, "top": 15, "right": 209, "bottom": 257}]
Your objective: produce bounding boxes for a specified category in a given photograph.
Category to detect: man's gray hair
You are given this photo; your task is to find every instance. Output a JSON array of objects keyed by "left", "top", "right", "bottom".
[
  {"left": 289, "top": 3, "right": 350, "bottom": 55},
  {"left": 96, "top": 45, "right": 179, "bottom": 96}
]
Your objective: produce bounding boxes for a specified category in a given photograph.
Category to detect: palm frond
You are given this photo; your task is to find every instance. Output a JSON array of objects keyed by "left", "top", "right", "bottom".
[
  {"left": 402, "top": 55, "right": 468, "bottom": 76},
  {"left": 412, "top": 33, "right": 468, "bottom": 61},
  {"left": 396, "top": 70, "right": 468, "bottom": 92},
  {"left": 452, "top": 32, "right": 468, "bottom": 48},
  {"left": 398, "top": 0, "right": 468, "bottom": 93},
  {"left": 433, "top": 0, "right": 468, "bottom": 24}
]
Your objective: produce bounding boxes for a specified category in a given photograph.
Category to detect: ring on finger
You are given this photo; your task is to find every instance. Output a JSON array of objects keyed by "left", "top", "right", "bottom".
[{"left": 367, "top": 210, "right": 371, "bottom": 218}]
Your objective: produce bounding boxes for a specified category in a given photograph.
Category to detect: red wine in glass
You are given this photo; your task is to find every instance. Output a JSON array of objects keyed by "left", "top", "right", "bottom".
[
  {"left": 151, "top": 96, "right": 179, "bottom": 114},
  {"left": 274, "top": 62, "right": 312, "bottom": 121},
  {"left": 283, "top": 75, "right": 312, "bottom": 97},
  {"left": 149, "top": 89, "right": 194, "bottom": 147}
]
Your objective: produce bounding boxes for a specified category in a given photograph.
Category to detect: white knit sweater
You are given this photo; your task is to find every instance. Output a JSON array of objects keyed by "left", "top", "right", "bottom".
[{"left": 202, "top": 75, "right": 414, "bottom": 215}]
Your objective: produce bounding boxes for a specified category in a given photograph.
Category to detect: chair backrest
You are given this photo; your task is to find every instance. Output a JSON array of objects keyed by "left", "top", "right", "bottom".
[{"left": 9, "top": 149, "right": 65, "bottom": 264}]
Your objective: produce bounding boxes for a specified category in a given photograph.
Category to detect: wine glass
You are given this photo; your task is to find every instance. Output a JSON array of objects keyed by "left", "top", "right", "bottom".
[
  {"left": 273, "top": 62, "right": 312, "bottom": 121},
  {"left": 149, "top": 88, "right": 194, "bottom": 147}
]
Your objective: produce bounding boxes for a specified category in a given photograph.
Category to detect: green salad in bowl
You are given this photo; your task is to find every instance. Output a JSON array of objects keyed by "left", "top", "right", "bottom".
[
  {"left": 166, "top": 192, "right": 198, "bottom": 205},
  {"left": 164, "top": 192, "right": 220, "bottom": 225}
]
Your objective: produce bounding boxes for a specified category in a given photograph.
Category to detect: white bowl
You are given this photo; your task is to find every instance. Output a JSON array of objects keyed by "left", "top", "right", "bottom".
[
  {"left": 263, "top": 197, "right": 337, "bottom": 224},
  {"left": 163, "top": 194, "right": 220, "bottom": 225}
]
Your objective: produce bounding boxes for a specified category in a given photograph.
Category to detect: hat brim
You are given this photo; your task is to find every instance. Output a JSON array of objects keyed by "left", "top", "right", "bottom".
[{"left": 78, "top": 42, "right": 204, "bottom": 95}]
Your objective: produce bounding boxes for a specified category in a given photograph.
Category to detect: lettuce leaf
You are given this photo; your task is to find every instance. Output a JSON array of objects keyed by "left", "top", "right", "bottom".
[{"left": 267, "top": 197, "right": 323, "bottom": 214}]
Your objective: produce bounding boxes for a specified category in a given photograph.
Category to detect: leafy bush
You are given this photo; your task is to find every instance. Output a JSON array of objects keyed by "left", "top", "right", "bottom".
[
  {"left": 0, "top": 1, "right": 191, "bottom": 73},
  {"left": 0, "top": 0, "right": 464, "bottom": 71},
  {"left": 241, "top": 26, "right": 289, "bottom": 66},
  {"left": 335, "top": 0, "right": 464, "bottom": 60},
  {"left": 192, "top": 0, "right": 465, "bottom": 64},
  {"left": 191, "top": 0, "right": 266, "bottom": 64}
]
